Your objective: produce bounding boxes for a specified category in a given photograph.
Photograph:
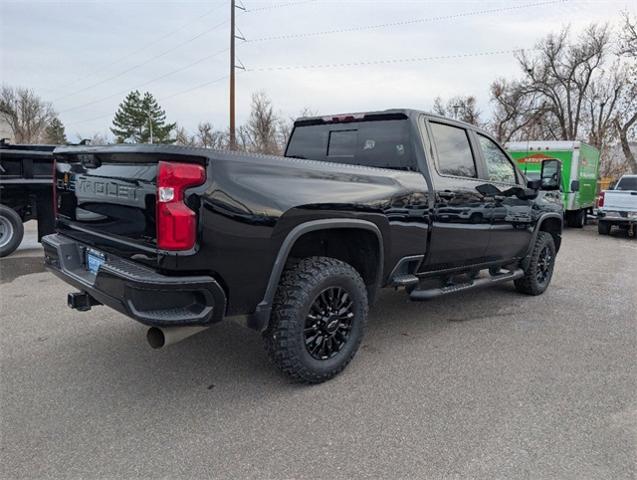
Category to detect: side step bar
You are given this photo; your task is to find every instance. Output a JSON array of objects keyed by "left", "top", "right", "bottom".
[{"left": 409, "top": 269, "right": 524, "bottom": 301}]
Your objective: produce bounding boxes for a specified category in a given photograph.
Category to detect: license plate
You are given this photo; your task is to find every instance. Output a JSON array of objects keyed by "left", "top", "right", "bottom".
[{"left": 86, "top": 249, "right": 105, "bottom": 274}]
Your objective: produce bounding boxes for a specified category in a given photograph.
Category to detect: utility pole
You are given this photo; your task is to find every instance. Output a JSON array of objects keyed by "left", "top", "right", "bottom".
[{"left": 229, "top": 0, "right": 236, "bottom": 150}]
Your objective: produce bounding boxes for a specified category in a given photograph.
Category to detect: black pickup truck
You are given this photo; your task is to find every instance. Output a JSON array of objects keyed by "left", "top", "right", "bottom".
[
  {"left": 0, "top": 140, "right": 56, "bottom": 257},
  {"left": 43, "top": 110, "right": 563, "bottom": 383}
]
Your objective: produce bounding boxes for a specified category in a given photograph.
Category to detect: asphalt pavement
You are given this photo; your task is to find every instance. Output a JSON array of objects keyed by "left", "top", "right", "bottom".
[{"left": 1, "top": 222, "right": 636, "bottom": 479}]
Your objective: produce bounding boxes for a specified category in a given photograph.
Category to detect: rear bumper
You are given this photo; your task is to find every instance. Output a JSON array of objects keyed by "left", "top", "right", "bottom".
[
  {"left": 42, "top": 234, "right": 226, "bottom": 327},
  {"left": 598, "top": 210, "right": 637, "bottom": 224}
]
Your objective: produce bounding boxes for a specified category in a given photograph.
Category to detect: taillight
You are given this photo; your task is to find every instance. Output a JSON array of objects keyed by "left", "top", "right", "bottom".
[
  {"left": 156, "top": 161, "right": 205, "bottom": 251},
  {"left": 597, "top": 191, "right": 605, "bottom": 208}
]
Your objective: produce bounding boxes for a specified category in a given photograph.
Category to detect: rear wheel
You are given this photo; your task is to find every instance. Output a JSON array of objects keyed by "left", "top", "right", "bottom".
[
  {"left": 0, "top": 205, "right": 24, "bottom": 258},
  {"left": 598, "top": 220, "right": 611, "bottom": 235},
  {"left": 263, "top": 256, "right": 368, "bottom": 384},
  {"left": 566, "top": 209, "right": 586, "bottom": 228},
  {"left": 514, "top": 231, "right": 556, "bottom": 296}
]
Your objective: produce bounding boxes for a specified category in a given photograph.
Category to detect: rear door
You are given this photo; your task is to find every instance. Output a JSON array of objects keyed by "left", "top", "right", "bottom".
[{"left": 421, "top": 118, "right": 491, "bottom": 271}]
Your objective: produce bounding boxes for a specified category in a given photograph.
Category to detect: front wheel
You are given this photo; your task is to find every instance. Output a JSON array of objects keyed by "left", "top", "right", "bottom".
[
  {"left": 514, "top": 231, "right": 556, "bottom": 296},
  {"left": 0, "top": 205, "right": 24, "bottom": 258},
  {"left": 263, "top": 256, "right": 368, "bottom": 384}
]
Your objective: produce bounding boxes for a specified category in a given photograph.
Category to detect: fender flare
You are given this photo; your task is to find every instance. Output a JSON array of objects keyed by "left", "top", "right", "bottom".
[
  {"left": 522, "top": 212, "right": 563, "bottom": 269},
  {"left": 249, "top": 218, "right": 384, "bottom": 331}
]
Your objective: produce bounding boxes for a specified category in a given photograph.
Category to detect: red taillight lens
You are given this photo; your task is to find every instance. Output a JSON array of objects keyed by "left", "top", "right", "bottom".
[
  {"left": 156, "top": 161, "right": 205, "bottom": 251},
  {"left": 597, "top": 191, "right": 605, "bottom": 208}
]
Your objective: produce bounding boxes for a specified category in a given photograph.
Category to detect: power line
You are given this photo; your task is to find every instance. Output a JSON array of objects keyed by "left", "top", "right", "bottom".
[
  {"left": 47, "top": 2, "right": 227, "bottom": 95},
  {"left": 64, "top": 47, "right": 525, "bottom": 128},
  {"left": 246, "top": 0, "right": 567, "bottom": 42},
  {"left": 245, "top": 0, "right": 319, "bottom": 13},
  {"left": 59, "top": 47, "right": 229, "bottom": 114},
  {"left": 53, "top": 18, "right": 230, "bottom": 103},
  {"left": 64, "top": 74, "right": 230, "bottom": 128},
  {"left": 162, "top": 74, "right": 230, "bottom": 101},
  {"left": 247, "top": 48, "right": 527, "bottom": 71}
]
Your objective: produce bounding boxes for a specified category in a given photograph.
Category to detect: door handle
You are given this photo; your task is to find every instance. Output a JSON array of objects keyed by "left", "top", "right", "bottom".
[{"left": 439, "top": 191, "right": 455, "bottom": 200}]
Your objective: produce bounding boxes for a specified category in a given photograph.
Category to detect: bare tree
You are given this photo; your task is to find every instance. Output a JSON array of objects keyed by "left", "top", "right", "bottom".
[
  {"left": 490, "top": 25, "right": 611, "bottom": 143},
  {"left": 617, "top": 11, "right": 637, "bottom": 57},
  {"left": 196, "top": 122, "right": 227, "bottom": 149},
  {"left": 243, "top": 91, "right": 281, "bottom": 155},
  {"left": 490, "top": 79, "right": 553, "bottom": 142},
  {"left": 432, "top": 96, "right": 482, "bottom": 126},
  {"left": 0, "top": 86, "right": 55, "bottom": 143},
  {"left": 175, "top": 125, "right": 197, "bottom": 147},
  {"left": 585, "top": 62, "right": 626, "bottom": 150},
  {"left": 613, "top": 13, "right": 637, "bottom": 173}
]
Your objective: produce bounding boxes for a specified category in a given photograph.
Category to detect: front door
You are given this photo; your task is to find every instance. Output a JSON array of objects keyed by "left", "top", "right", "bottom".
[{"left": 474, "top": 133, "right": 534, "bottom": 262}]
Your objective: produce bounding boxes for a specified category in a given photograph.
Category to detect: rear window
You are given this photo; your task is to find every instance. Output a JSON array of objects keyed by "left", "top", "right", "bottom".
[
  {"left": 615, "top": 176, "right": 637, "bottom": 190},
  {"left": 285, "top": 119, "right": 416, "bottom": 171}
]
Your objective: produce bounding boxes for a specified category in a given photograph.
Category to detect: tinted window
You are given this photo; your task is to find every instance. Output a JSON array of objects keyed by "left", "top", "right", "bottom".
[
  {"left": 328, "top": 130, "right": 356, "bottom": 157},
  {"left": 478, "top": 134, "right": 517, "bottom": 184},
  {"left": 286, "top": 119, "right": 416, "bottom": 171},
  {"left": 430, "top": 122, "right": 476, "bottom": 178},
  {"left": 616, "top": 176, "right": 637, "bottom": 190}
]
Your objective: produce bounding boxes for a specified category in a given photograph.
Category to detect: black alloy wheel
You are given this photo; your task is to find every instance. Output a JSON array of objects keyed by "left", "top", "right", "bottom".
[
  {"left": 535, "top": 244, "right": 553, "bottom": 285},
  {"left": 304, "top": 287, "right": 354, "bottom": 360}
]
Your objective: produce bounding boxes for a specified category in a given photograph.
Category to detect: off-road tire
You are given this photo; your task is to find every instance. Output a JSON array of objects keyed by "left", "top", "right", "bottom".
[
  {"left": 0, "top": 205, "right": 24, "bottom": 258},
  {"left": 598, "top": 220, "right": 611, "bottom": 235},
  {"left": 263, "top": 256, "right": 368, "bottom": 384},
  {"left": 514, "top": 231, "right": 556, "bottom": 296}
]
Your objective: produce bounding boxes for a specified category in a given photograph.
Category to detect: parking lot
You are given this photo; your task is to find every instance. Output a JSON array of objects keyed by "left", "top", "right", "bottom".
[{"left": 1, "top": 222, "right": 635, "bottom": 479}]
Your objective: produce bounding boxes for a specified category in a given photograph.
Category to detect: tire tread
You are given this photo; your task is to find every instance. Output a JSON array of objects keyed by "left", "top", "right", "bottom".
[{"left": 263, "top": 256, "right": 368, "bottom": 384}]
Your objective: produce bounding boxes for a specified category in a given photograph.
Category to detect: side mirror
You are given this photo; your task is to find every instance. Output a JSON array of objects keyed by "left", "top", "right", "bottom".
[
  {"left": 540, "top": 159, "right": 561, "bottom": 191},
  {"left": 527, "top": 179, "right": 542, "bottom": 190},
  {"left": 570, "top": 180, "right": 580, "bottom": 192}
]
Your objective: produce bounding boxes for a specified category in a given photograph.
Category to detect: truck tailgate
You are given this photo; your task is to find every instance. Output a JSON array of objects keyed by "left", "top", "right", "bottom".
[
  {"left": 54, "top": 147, "right": 207, "bottom": 259},
  {"left": 603, "top": 191, "right": 637, "bottom": 211}
]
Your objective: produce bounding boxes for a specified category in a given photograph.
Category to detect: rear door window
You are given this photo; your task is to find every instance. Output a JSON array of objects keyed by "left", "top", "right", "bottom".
[{"left": 429, "top": 122, "right": 477, "bottom": 178}]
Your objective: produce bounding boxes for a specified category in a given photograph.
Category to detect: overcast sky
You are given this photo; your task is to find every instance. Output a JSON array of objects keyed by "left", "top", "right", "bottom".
[{"left": 1, "top": 0, "right": 632, "bottom": 141}]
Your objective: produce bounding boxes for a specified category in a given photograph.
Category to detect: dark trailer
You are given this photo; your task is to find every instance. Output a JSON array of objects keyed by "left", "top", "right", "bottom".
[{"left": 0, "top": 140, "right": 56, "bottom": 257}]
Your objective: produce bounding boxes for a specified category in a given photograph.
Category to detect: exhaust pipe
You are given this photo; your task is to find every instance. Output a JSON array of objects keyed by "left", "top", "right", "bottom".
[{"left": 146, "top": 326, "right": 209, "bottom": 349}]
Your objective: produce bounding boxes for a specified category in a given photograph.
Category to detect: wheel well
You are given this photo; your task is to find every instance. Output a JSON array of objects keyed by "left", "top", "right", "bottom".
[
  {"left": 539, "top": 217, "right": 562, "bottom": 252},
  {"left": 287, "top": 228, "right": 382, "bottom": 302}
]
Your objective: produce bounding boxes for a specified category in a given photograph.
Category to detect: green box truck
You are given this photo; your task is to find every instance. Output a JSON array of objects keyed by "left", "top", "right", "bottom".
[{"left": 506, "top": 141, "right": 600, "bottom": 228}]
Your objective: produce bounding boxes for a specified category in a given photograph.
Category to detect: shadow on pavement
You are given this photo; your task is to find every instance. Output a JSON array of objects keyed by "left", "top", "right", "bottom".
[{"left": 0, "top": 255, "right": 46, "bottom": 284}]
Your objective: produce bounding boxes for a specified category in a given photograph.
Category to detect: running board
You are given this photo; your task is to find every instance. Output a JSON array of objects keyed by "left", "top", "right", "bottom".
[{"left": 409, "top": 269, "right": 524, "bottom": 301}]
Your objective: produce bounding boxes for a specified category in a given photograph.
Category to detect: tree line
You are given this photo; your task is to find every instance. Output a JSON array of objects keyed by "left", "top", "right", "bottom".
[{"left": 1, "top": 15, "right": 635, "bottom": 174}]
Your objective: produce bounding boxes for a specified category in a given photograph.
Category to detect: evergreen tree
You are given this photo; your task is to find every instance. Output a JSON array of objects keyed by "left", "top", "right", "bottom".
[
  {"left": 110, "top": 91, "right": 176, "bottom": 144},
  {"left": 43, "top": 117, "right": 67, "bottom": 144}
]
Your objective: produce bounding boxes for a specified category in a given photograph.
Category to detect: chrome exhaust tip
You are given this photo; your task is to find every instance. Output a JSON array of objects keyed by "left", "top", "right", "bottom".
[{"left": 146, "top": 326, "right": 209, "bottom": 349}]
